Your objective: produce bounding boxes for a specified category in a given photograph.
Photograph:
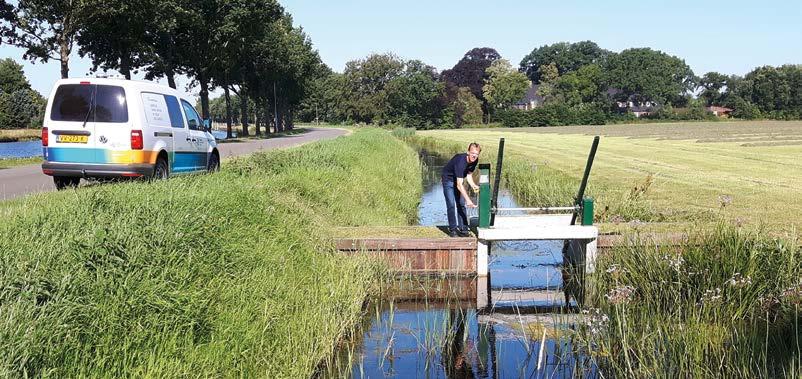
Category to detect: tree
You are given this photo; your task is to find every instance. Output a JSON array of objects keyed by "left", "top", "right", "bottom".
[
  {"left": 554, "top": 64, "right": 608, "bottom": 106},
  {"left": 341, "top": 53, "right": 404, "bottom": 123},
  {"left": 454, "top": 87, "right": 483, "bottom": 126},
  {"left": 482, "top": 59, "right": 529, "bottom": 110},
  {"left": 0, "top": 88, "right": 45, "bottom": 129},
  {"left": 605, "top": 48, "right": 696, "bottom": 106},
  {"left": 0, "top": 58, "right": 31, "bottom": 93},
  {"left": 385, "top": 60, "right": 443, "bottom": 128},
  {"left": 734, "top": 65, "right": 802, "bottom": 116},
  {"left": 76, "top": 0, "right": 152, "bottom": 79},
  {"left": 297, "top": 66, "right": 345, "bottom": 124},
  {"left": 520, "top": 41, "right": 611, "bottom": 83},
  {"left": 1, "top": 0, "right": 82, "bottom": 78},
  {"left": 698, "top": 71, "right": 728, "bottom": 106},
  {"left": 535, "top": 63, "right": 559, "bottom": 102},
  {"left": 441, "top": 47, "right": 501, "bottom": 115}
]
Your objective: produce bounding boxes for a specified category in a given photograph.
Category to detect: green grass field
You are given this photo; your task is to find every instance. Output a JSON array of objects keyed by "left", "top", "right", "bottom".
[
  {"left": 419, "top": 120, "right": 802, "bottom": 231},
  {"left": 0, "top": 128, "right": 421, "bottom": 377}
]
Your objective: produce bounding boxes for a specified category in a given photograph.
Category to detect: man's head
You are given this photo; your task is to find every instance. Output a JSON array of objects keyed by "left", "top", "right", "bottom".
[{"left": 467, "top": 142, "right": 481, "bottom": 163}]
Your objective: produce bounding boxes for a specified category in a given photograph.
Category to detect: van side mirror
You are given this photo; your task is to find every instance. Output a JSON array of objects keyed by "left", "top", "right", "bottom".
[{"left": 203, "top": 118, "right": 211, "bottom": 132}]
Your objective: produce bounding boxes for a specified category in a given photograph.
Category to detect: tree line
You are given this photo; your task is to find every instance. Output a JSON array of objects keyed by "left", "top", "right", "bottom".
[
  {"left": 0, "top": 0, "right": 321, "bottom": 137},
  {"left": 0, "top": 58, "right": 45, "bottom": 129},
  {"left": 296, "top": 41, "right": 802, "bottom": 128}
]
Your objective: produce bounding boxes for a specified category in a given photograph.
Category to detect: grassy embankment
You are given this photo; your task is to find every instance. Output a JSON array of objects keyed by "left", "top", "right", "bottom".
[
  {"left": 0, "top": 128, "right": 40, "bottom": 142},
  {"left": 0, "top": 157, "right": 42, "bottom": 169},
  {"left": 403, "top": 122, "right": 802, "bottom": 377},
  {"left": 0, "top": 128, "right": 421, "bottom": 377}
]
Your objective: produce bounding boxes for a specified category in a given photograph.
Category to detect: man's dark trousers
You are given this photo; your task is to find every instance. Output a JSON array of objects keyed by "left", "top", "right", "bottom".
[{"left": 443, "top": 180, "right": 468, "bottom": 231}]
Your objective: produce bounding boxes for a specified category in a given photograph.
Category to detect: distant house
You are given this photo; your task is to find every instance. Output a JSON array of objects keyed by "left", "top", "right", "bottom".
[
  {"left": 706, "top": 106, "right": 733, "bottom": 117},
  {"left": 629, "top": 105, "right": 658, "bottom": 118},
  {"left": 606, "top": 88, "right": 659, "bottom": 117},
  {"left": 512, "top": 82, "right": 544, "bottom": 110}
]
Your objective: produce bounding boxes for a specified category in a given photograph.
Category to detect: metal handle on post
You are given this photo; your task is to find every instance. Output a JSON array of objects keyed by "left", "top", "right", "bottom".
[
  {"left": 571, "top": 136, "right": 600, "bottom": 226},
  {"left": 490, "top": 138, "right": 504, "bottom": 226}
]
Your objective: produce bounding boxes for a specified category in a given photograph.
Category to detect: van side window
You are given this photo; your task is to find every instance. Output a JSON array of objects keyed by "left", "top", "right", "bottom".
[
  {"left": 164, "top": 96, "right": 185, "bottom": 128},
  {"left": 181, "top": 100, "right": 202, "bottom": 131}
]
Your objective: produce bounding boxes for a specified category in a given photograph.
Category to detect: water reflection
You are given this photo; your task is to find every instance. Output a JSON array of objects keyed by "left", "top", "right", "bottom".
[{"left": 320, "top": 149, "right": 595, "bottom": 378}]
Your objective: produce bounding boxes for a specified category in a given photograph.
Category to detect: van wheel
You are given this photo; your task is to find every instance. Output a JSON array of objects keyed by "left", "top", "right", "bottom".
[
  {"left": 207, "top": 153, "right": 220, "bottom": 172},
  {"left": 153, "top": 157, "right": 169, "bottom": 180},
  {"left": 54, "top": 176, "right": 80, "bottom": 190}
]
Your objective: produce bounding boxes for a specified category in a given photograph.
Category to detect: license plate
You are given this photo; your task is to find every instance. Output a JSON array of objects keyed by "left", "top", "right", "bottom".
[{"left": 57, "top": 135, "right": 88, "bottom": 144}]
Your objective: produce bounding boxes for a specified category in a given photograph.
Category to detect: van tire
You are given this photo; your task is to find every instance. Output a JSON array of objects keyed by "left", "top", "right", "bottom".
[
  {"left": 54, "top": 176, "right": 80, "bottom": 190},
  {"left": 207, "top": 152, "right": 220, "bottom": 172},
  {"left": 153, "top": 157, "right": 169, "bottom": 180}
]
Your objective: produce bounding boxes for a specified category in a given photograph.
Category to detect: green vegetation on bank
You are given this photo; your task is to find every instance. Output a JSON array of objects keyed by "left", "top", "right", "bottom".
[
  {"left": 0, "top": 156, "right": 41, "bottom": 169},
  {"left": 0, "top": 128, "right": 420, "bottom": 377},
  {"left": 586, "top": 226, "right": 802, "bottom": 377}
]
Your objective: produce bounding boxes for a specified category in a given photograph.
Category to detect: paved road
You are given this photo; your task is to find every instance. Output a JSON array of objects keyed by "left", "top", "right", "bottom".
[{"left": 0, "top": 127, "right": 348, "bottom": 201}]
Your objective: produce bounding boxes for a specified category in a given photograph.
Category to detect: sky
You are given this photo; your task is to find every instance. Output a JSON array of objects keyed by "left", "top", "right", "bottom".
[{"left": 1, "top": 0, "right": 800, "bottom": 97}]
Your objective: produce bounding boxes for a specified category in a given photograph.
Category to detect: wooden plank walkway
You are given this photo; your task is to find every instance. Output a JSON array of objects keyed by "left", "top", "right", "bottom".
[{"left": 336, "top": 237, "right": 477, "bottom": 275}]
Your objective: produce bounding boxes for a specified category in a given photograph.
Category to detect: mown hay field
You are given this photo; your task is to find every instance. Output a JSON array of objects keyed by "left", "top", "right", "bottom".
[{"left": 420, "top": 121, "right": 802, "bottom": 231}]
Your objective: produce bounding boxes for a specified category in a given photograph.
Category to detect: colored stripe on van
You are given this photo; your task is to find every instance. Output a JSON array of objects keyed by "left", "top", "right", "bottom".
[
  {"left": 172, "top": 152, "right": 208, "bottom": 172},
  {"left": 44, "top": 147, "right": 160, "bottom": 164}
]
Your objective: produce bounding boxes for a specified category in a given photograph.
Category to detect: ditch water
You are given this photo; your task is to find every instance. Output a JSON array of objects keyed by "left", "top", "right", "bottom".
[
  {"left": 321, "top": 150, "right": 597, "bottom": 378},
  {"left": 0, "top": 140, "right": 41, "bottom": 159}
]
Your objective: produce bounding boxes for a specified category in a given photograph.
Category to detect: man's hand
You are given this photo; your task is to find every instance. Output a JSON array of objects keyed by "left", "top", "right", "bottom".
[{"left": 466, "top": 200, "right": 477, "bottom": 208}]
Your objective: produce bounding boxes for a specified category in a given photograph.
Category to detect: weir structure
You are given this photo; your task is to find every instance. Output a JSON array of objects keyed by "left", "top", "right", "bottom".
[{"left": 336, "top": 136, "right": 602, "bottom": 307}]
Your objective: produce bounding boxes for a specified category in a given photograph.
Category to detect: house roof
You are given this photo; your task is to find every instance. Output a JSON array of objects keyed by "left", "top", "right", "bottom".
[
  {"left": 706, "top": 106, "right": 733, "bottom": 113},
  {"left": 515, "top": 82, "right": 544, "bottom": 105}
]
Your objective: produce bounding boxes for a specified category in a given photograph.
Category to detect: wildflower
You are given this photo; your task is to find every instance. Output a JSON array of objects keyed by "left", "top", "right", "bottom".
[
  {"left": 663, "top": 253, "right": 684, "bottom": 271},
  {"left": 605, "top": 285, "right": 636, "bottom": 305},
  {"left": 581, "top": 308, "right": 610, "bottom": 336},
  {"left": 725, "top": 273, "right": 752, "bottom": 288},
  {"left": 605, "top": 264, "right": 620, "bottom": 274},
  {"left": 718, "top": 195, "right": 733, "bottom": 209},
  {"left": 781, "top": 284, "right": 802, "bottom": 305},
  {"left": 699, "top": 288, "right": 723, "bottom": 305}
]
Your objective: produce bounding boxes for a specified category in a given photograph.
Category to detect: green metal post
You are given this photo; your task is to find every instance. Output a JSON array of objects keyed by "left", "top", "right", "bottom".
[
  {"left": 478, "top": 164, "right": 491, "bottom": 228},
  {"left": 581, "top": 197, "right": 594, "bottom": 226}
]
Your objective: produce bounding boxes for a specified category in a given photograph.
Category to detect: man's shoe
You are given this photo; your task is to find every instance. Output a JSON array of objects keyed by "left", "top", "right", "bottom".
[
  {"left": 457, "top": 229, "right": 472, "bottom": 237},
  {"left": 447, "top": 229, "right": 459, "bottom": 238}
]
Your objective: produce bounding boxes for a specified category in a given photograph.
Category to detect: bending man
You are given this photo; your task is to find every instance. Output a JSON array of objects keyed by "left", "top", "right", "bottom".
[{"left": 441, "top": 143, "right": 481, "bottom": 237}]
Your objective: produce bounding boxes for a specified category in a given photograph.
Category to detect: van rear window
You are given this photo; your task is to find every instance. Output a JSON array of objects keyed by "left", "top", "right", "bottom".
[{"left": 50, "top": 84, "right": 128, "bottom": 123}]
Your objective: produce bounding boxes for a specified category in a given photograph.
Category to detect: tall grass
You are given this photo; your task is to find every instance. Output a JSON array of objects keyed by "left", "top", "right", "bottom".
[
  {"left": 403, "top": 134, "right": 660, "bottom": 222},
  {"left": 0, "top": 128, "right": 421, "bottom": 377},
  {"left": 583, "top": 226, "right": 802, "bottom": 377}
]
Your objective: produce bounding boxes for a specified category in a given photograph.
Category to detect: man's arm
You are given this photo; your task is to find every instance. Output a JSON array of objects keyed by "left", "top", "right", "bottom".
[
  {"left": 456, "top": 177, "right": 477, "bottom": 208},
  {"left": 465, "top": 172, "right": 479, "bottom": 191}
]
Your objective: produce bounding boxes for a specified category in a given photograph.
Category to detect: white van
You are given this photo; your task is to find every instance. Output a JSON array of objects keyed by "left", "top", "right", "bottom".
[{"left": 41, "top": 78, "right": 220, "bottom": 189}]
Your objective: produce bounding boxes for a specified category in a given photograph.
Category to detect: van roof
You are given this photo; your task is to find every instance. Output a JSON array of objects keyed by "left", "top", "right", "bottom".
[{"left": 53, "top": 78, "right": 192, "bottom": 100}]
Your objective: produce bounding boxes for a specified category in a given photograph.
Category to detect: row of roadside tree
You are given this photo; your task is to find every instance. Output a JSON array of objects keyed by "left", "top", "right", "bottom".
[{"left": 0, "top": 0, "right": 322, "bottom": 137}]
